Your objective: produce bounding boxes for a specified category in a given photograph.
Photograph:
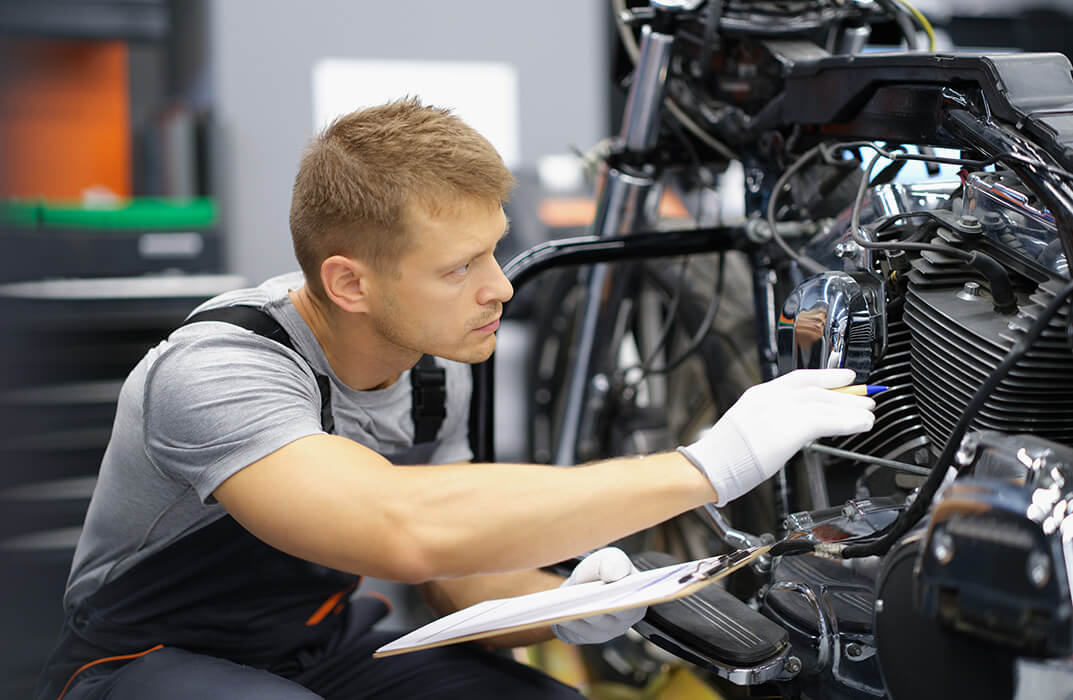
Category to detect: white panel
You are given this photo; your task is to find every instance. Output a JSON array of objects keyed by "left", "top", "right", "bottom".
[{"left": 313, "top": 59, "right": 521, "bottom": 169}]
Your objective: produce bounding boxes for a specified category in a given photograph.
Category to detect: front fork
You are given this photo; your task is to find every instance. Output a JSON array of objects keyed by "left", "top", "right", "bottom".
[{"left": 552, "top": 24, "right": 675, "bottom": 465}]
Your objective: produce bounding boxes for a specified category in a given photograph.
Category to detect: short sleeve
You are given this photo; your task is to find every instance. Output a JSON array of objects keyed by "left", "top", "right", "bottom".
[{"left": 143, "top": 328, "right": 324, "bottom": 503}]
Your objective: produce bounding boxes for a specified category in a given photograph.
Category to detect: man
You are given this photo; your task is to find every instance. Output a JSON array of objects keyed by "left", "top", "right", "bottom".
[{"left": 36, "top": 98, "right": 875, "bottom": 699}]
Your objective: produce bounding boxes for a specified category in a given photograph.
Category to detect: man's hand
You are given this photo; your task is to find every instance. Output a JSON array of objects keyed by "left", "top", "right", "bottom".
[
  {"left": 679, "top": 368, "right": 876, "bottom": 505},
  {"left": 551, "top": 547, "right": 646, "bottom": 645}
]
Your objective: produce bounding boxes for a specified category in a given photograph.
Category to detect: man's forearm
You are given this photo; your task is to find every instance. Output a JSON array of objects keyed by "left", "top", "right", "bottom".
[
  {"left": 395, "top": 450, "right": 715, "bottom": 580},
  {"left": 216, "top": 435, "right": 717, "bottom": 583}
]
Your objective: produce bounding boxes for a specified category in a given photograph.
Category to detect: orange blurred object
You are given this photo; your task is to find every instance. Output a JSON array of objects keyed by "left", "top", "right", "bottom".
[
  {"left": 0, "top": 38, "right": 131, "bottom": 199},
  {"left": 539, "top": 189, "right": 691, "bottom": 229}
]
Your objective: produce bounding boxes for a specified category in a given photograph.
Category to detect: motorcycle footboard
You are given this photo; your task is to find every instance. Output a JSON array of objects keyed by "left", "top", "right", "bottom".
[{"left": 632, "top": 552, "right": 790, "bottom": 684}]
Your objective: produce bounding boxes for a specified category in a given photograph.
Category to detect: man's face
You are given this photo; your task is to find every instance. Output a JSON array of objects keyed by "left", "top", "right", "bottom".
[{"left": 367, "top": 198, "right": 514, "bottom": 364}]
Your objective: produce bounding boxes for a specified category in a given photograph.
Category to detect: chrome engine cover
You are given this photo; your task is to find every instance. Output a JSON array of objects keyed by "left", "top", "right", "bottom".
[{"left": 776, "top": 272, "right": 885, "bottom": 383}]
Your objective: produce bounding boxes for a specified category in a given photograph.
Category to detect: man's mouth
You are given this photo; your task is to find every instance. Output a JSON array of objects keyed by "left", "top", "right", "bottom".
[{"left": 473, "top": 317, "right": 501, "bottom": 333}]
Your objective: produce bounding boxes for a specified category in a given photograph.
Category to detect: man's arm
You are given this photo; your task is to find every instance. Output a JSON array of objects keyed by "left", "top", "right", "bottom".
[
  {"left": 214, "top": 368, "right": 875, "bottom": 585},
  {"left": 213, "top": 433, "right": 711, "bottom": 584}
]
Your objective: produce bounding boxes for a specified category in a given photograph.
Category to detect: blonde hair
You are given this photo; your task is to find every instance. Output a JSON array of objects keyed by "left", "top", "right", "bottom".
[{"left": 289, "top": 97, "right": 514, "bottom": 297}]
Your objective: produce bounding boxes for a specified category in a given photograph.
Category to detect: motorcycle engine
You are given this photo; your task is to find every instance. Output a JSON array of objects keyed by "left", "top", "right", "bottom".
[
  {"left": 780, "top": 170, "right": 1073, "bottom": 465},
  {"left": 772, "top": 169, "right": 1073, "bottom": 698}
]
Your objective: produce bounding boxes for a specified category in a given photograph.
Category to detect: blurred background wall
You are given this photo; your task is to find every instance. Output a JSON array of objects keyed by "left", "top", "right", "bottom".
[{"left": 205, "top": 0, "right": 608, "bottom": 284}]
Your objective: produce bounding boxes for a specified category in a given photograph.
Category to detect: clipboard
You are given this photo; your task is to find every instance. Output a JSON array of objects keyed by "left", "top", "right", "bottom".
[{"left": 373, "top": 545, "right": 769, "bottom": 658}]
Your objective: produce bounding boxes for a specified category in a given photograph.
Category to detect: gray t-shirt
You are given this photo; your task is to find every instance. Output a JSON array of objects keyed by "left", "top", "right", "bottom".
[{"left": 64, "top": 272, "right": 473, "bottom": 610}]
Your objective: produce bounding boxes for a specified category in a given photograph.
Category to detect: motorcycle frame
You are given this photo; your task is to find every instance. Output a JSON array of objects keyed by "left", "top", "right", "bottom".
[{"left": 469, "top": 5, "right": 1073, "bottom": 533}]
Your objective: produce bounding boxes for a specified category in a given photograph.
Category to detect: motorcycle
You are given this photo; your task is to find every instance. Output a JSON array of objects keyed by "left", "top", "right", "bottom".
[{"left": 472, "top": 1, "right": 1073, "bottom": 697}]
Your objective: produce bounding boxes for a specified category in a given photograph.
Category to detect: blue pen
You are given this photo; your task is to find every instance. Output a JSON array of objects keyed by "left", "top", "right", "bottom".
[{"left": 830, "top": 384, "right": 889, "bottom": 396}]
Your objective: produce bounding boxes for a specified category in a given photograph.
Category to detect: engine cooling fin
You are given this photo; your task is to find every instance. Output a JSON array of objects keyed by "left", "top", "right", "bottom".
[
  {"left": 904, "top": 252, "right": 1073, "bottom": 451},
  {"left": 835, "top": 314, "right": 925, "bottom": 459}
]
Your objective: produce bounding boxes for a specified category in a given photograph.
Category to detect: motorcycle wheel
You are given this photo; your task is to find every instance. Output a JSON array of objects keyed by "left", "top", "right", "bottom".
[{"left": 525, "top": 252, "right": 776, "bottom": 559}]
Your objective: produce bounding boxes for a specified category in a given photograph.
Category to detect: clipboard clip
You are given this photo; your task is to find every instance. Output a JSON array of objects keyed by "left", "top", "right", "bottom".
[{"left": 676, "top": 546, "right": 762, "bottom": 584}]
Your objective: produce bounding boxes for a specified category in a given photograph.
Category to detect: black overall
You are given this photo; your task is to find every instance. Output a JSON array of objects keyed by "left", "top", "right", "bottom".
[{"left": 35, "top": 307, "right": 583, "bottom": 700}]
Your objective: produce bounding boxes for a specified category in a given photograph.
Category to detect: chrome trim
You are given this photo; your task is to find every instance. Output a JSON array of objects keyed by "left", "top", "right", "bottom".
[
  {"left": 769, "top": 581, "right": 837, "bottom": 672},
  {"left": 776, "top": 272, "right": 885, "bottom": 382},
  {"left": 804, "top": 180, "right": 960, "bottom": 272},
  {"left": 621, "top": 25, "right": 675, "bottom": 153},
  {"left": 871, "top": 181, "right": 961, "bottom": 219},
  {"left": 590, "top": 168, "right": 662, "bottom": 239},
  {"left": 767, "top": 580, "right": 886, "bottom": 696}
]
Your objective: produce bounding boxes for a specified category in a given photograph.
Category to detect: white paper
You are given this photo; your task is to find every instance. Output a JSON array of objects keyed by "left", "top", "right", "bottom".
[{"left": 374, "top": 546, "right": 767, "bottom": 657}]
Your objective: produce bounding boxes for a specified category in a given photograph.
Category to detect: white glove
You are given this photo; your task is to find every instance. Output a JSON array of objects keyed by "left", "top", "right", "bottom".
[
  {"left": 551, "top": 547, "right": 646, "bottom": 645},
  {"left": 679, "top": 369, "right": 876, "bottom": 505}
]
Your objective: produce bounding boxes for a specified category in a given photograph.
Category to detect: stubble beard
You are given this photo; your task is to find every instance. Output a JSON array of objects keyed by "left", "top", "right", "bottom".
[{"left": 373, "top": 292, "right": 498, "bottom": 365}]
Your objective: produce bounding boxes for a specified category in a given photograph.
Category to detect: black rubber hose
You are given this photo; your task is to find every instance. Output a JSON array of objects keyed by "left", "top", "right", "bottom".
[{"left": 967, "top": 251, "right": 1018, "bottom": 314}]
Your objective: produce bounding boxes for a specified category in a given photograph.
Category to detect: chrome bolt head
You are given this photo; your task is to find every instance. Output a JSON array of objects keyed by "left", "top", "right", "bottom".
[
  {"left": 932, "top": 530, "right": 955, "bottom": 565},
  {"left": 1028, "top": 551, "right": 1051, "bottom": 589},
  {"left": 955, "top": 433, "right": 980, "bottom": 468},
  {"left": 835, "top": 240, "right": 860, "bottom": 258}
]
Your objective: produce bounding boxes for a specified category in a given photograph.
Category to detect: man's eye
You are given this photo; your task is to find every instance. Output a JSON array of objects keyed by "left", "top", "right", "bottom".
[{"left": 451, "top": 264, "right": 470, "bottom": 276}]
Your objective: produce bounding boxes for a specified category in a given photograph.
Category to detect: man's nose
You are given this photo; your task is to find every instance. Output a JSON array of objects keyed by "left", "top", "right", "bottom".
[{"left": 478, "top": 261, "right": 514, "bottom": 306}]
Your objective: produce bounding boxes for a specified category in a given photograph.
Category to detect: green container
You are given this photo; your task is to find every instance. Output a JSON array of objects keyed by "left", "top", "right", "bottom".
[{"left": 0, "top": 197, "right": 218, "bottom": 230}]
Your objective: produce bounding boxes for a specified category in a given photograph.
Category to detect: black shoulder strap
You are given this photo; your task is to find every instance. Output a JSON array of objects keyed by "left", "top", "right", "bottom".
[
  {"left": 180, "top": 307, "right": 335, "bottom": 434},
  {"left": 410, "top": 354, "right": 446, "bottom": 444},
  {"left": 181, "top": 306, "right": 448, "bottom": 445}
]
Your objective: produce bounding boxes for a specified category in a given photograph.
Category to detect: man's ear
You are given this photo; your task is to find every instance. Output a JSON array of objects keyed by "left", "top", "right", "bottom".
[{"left": 320, "top": 255, "right": 374, "bottom": 313}]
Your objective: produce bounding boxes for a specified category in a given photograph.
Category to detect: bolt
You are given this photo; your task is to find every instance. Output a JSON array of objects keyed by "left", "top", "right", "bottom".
[
  {"left": 746, "top": 168, "right": 764, "bottom": 193},
  {"left": 784, "top": 656, "right": 802, "bottom": 676},
  {"left": 846, "top": 643, "right": 863, "bottom": 658},
  {"left": 932, "top": 530, "right": 955, "bottom": 565},
  {"left": 961, "top": 281, "right": 982, "bottom": 302},
  {"left": 745, "top": 218, "right": 773, "bottom": 243},
  {"left": 835, "top": 241, "right": 861, "bottom": 258},
  {"left": 957, "top": 215, "right": 983, "bottom": 234},
  {"left": 955, "top": 433, "right": 980, "bottom": 468},
  {"left": 981, "top": 212, "right": 1004, "bottom": 230},
  {"left": 1028, "top": 551, "right": 1051, "bottom": 588}
]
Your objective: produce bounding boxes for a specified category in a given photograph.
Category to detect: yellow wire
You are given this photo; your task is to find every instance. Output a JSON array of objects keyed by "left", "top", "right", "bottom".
[{"left": 895, "top": 0, "right": 936, "bottom": 51}]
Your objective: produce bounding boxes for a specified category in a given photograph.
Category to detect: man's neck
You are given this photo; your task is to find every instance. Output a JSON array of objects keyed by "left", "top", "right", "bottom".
[{"left": 288, "top": 285, "right": 418, "bottom": 391}]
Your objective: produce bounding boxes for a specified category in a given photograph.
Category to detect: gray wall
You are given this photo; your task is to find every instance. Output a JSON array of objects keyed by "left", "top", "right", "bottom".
[{"left": 208, "top": 0, "right": 609, "bottom": 283}]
